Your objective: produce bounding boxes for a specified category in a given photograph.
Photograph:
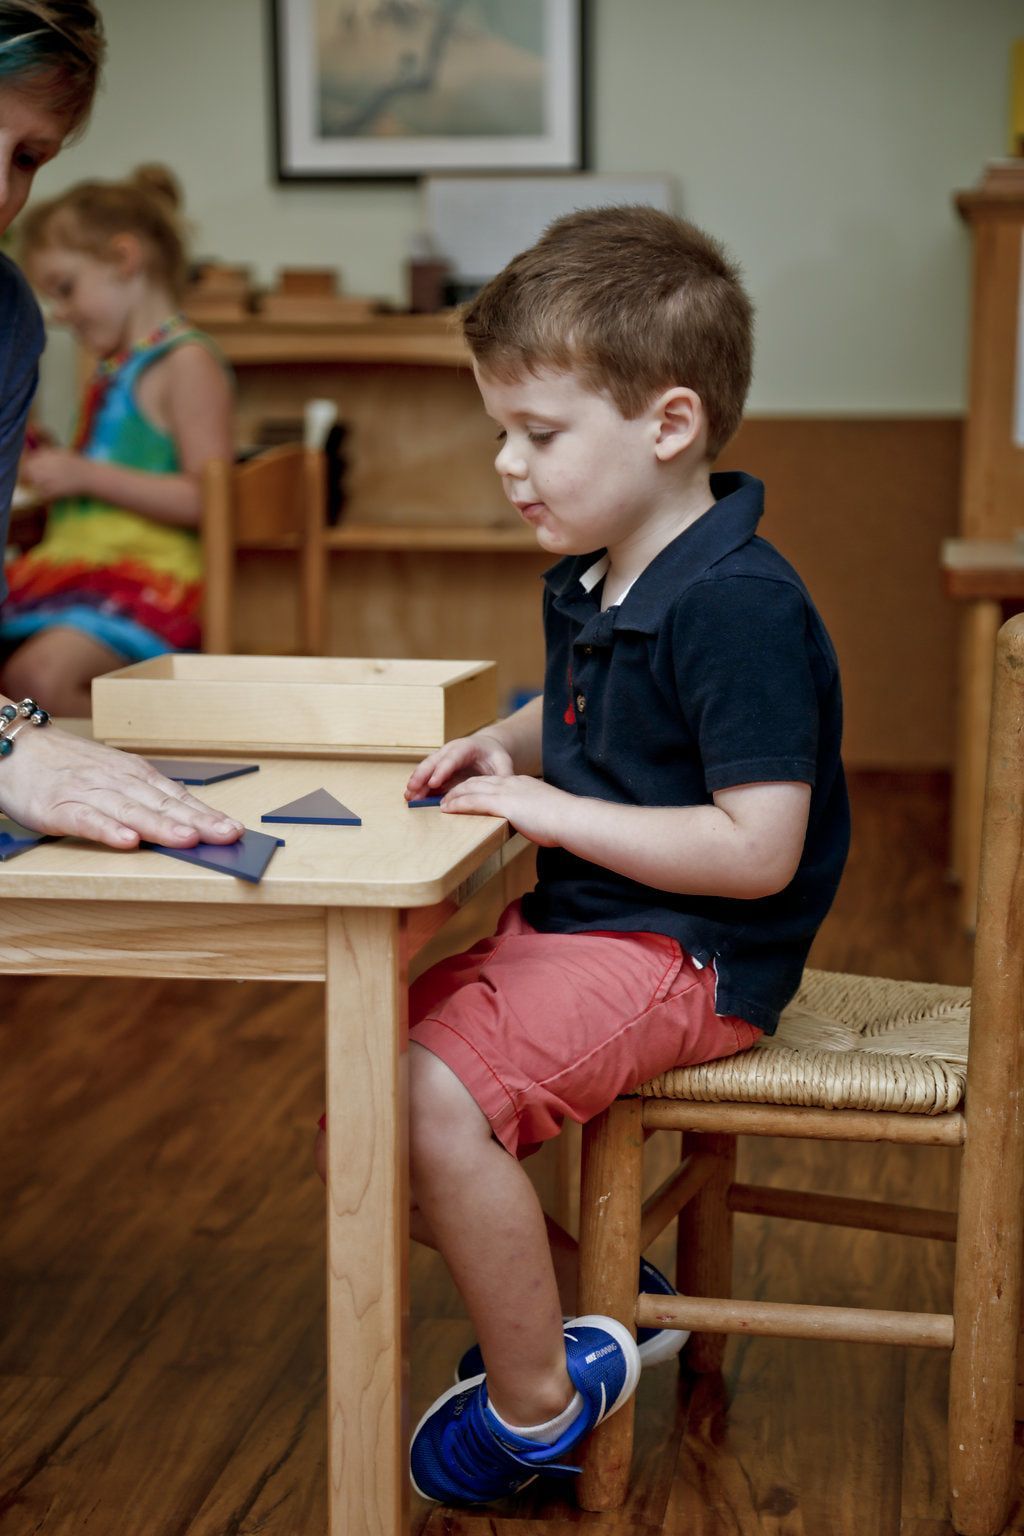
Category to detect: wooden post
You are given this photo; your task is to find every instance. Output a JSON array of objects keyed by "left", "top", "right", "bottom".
[
  {"left": 302, "top": 448, "right": 328, "bottom": 656},
  {"left": 676, "top": 1131, "right": 737, "bottom": 1373},
  {"left": 324, "top": 908, "right": 408, "bottom": 1536},
  {"left": 951, "top": 598, "right": 1001, "bottom": 924},
  {"left": 576, "top": 1098, "right": 644, "bottom": 1511},
  {"left": 948, "top": 615, "right": 1024, "bottom": 1536},
  {"left": 200, "top": 458, "right": 234, "bottom": 655}
]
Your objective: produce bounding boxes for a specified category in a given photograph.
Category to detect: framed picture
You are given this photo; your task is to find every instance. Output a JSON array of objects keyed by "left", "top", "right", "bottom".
[{"left": 271, "top": 0, "right": 586, "bottom": 181}]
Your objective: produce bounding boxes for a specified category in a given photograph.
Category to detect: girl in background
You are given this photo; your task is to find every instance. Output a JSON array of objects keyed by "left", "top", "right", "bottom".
[
  {"left": 3, "top": 164, "right": 232, "bottom": 714},
  {"left": 0, "top": 0, "right": 240, "bottom": 848}
]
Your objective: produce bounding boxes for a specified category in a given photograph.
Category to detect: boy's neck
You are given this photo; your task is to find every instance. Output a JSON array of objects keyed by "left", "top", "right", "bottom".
[{"left": 602, "top": 465, "right": 715, "bottom": 607}]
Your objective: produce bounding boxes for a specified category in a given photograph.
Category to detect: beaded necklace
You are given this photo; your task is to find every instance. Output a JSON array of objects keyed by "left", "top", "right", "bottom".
[{"left": 73, "top": 313, "right": 190, "bottom": 451}]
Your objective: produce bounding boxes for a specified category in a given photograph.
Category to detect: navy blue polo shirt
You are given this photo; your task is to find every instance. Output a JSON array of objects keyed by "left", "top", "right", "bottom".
[{"left": 520, "top": 470, "right": 850, "bottom": 1035}]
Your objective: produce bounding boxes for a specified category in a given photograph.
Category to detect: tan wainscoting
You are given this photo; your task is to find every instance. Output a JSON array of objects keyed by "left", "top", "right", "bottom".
[{"left": 232, "top": 416, "right": 962, "bottom": 770}]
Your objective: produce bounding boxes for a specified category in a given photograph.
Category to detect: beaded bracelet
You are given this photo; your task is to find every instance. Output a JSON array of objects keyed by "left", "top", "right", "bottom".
[{"left": 0, "top": 698, "right": 52, "bottom": 758}]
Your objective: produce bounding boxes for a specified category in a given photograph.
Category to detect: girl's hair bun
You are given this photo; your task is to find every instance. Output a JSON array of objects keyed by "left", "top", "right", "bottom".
[{"left": 128, "top": 163, "right": 183, "bottom": 215}]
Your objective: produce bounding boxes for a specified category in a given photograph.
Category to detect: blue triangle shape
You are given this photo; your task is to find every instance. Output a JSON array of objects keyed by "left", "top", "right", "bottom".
[{"left": 261, "top": 788, "right": 362, "bottom": 826}]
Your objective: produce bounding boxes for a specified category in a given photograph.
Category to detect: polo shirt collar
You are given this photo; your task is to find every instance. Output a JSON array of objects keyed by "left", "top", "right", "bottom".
[{"left": 545, "top": 471, "right": 766, "bottom": 633}]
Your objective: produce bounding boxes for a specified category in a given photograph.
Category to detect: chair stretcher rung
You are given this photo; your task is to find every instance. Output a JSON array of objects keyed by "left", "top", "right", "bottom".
[
  {"left": 635, "top": 1293, "right": 954, "bottom": 1349},
  {"left": 640, "top": 1100, "right": 966, "bottom": 1145},
  {"left": 727, "top": 1181, "right": 957, "bottom": 1241}
]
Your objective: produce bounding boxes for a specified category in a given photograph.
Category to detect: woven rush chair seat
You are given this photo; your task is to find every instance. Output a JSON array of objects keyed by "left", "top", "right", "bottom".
[{"left": 636, "top": 968, "right": 971, "bottom": 1116}]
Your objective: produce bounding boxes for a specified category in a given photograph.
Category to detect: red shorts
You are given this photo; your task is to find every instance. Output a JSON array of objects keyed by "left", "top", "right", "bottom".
[{"left": 407, "top": 900, "right": 761, "bottom": 1158}]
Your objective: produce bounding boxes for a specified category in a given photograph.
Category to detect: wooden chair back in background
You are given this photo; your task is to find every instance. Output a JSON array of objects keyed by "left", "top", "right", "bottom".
[{"left": 201, "top": 444, "right": 326, "bottom": 656}]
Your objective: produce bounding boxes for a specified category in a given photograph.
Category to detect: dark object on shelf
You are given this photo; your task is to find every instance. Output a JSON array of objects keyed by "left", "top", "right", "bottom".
[
  {"left": 325, "top": 422, "right": 349, "bottom": 527},
  {"left": 408, "top": 255, "right": 451, "bottom": 314}
]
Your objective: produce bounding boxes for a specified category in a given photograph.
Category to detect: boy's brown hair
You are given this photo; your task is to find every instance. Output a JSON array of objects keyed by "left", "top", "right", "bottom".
[
  {"left": 461, "top": 205, "right": 754, "bottom": 460},
  {"left": 20, "top": 163, "right": 189, "bottom": 301}
]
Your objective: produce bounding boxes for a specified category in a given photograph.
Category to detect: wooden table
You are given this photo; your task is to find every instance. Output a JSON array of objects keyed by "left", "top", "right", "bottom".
[
  {"left": 0, "top": 756, "right": 529, "bottom": 1535},
  {"left": 942, "top": 537, "right": 1024, "bottom": 926}
]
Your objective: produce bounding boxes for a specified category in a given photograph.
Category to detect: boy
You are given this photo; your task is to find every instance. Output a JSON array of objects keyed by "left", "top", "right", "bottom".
[{"left": 400, "top": 205, "right": 849, "bottom": 1505}]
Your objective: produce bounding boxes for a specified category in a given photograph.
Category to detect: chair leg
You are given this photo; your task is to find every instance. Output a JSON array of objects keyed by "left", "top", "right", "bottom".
[
  {"left": 948, "top": 1133, "right": 1022, "bottom": 1535},
  {"left": 577, "top": 1097, "right": 644, "bottom": 1512},
  {"left": 676, "top": 1131, "right": 737, "bottom": 1374}
]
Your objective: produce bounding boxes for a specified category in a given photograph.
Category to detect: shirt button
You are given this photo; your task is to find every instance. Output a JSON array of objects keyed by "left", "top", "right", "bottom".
[
  {"left": 576, "top": 693, "right": 586, "bottom": 714},
  {"left": 583, "top": 646, "right": 593, "bottom": 655}
]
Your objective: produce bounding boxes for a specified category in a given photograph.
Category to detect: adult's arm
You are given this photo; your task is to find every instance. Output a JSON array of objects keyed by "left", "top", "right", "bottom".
[{"left": 0, "top": 252, "right": 45, "bottom": 588}]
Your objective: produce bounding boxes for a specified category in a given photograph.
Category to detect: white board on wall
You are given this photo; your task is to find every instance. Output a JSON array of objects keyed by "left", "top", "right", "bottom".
[{"left": 423, "top": 174, "right": 675, "bottom": 283}]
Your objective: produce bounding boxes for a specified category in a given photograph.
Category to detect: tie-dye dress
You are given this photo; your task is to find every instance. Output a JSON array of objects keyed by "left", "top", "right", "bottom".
[{"left": 1, "top": 321, "right": 227, "bottom": 660}]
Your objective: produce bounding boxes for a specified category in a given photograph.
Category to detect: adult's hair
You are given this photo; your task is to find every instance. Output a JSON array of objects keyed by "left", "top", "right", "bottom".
[
  {"left": 0, "top": 1, "right": 105, "bottom": 135},
  {"left": 462, "top": 204, "right": 754, "bottom": 460},
  {"left": 19, "top": 163, "right": 189, "bottom": 301}
]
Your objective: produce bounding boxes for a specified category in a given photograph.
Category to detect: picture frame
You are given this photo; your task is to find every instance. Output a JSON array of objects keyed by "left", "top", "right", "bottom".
[{"left": 271, "top": 0, "right": 586, "bottom": 182}]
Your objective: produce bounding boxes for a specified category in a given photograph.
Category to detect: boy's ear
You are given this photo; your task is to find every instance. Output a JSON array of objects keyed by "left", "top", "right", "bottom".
[
  {"left": 108, "top": 233, "right": 144, "bottom": 279},
  {"left": 652, "top": 387, "right": 704, "bottom": 462}
]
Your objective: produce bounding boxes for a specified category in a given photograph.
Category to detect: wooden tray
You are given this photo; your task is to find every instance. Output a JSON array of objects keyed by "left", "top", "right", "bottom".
[{"left": 92, "top": 655, "right": 497, "bottom": 756}]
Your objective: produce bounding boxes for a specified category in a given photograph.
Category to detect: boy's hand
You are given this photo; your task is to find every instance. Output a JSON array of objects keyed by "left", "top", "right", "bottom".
[
  {"left": 0, "top": 726, "right": 244, "bottom": 849},
  {"left": 438, "top": 774, "right": 570, "bottom": 847},
  {"left": 21, "top": 447, "right": 92, "bottom": 500},
  {"left": 405, "top": 733, "right": 514, "bottom": 800}
]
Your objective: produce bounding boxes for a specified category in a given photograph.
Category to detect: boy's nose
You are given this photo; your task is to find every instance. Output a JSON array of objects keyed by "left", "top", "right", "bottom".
[{"left": 494, "top": 440, "right": 526, "bottom": 478}]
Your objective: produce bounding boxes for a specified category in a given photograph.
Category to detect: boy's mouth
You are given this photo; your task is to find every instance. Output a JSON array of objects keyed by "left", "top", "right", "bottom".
[{"left": 514, "top": 501, "right": 546, "bottom": 522}]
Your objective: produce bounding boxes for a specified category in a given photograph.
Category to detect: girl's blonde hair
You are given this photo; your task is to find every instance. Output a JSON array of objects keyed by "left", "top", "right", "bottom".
[
  {"left": 20, "top": 164, "right": 189, "bottom": 301},
  {"left": 0, "top": 1, "right": 105, "bottom": 135}
]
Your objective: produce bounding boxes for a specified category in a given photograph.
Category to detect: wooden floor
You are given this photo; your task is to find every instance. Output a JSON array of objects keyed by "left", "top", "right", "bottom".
[{"left": 0, "top": 771, "right": 1013, "bottom": 1536}]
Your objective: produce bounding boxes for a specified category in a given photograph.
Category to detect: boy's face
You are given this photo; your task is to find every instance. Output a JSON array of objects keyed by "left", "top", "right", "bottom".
[{"left": 475, "top": 364, "right": 665, "bottom": 559}]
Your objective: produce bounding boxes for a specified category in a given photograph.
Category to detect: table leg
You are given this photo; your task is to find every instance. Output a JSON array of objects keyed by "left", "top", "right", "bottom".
[
  {"left": 325, "top": 907, "right": 408, "bottom": 1536},
  {"left": 951, "top": 599, "right": 1001, "bottom": 928}
]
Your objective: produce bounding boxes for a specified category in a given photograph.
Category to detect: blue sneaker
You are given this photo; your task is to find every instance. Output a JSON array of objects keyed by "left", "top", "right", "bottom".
[
  {"left": 411, "top": 1314, "right": 640, "bottom": 1505},
  {"left": 454, "top": 1256, "right": 689, "bottom": 1382}
]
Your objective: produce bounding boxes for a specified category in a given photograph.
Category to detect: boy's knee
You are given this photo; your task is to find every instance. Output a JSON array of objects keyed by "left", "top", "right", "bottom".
[{"left": 409, "top": 1043, "right": 489, "bottom": 1169}]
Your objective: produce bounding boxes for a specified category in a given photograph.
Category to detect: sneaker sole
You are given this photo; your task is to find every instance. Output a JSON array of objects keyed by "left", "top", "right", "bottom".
[
  {"left": 408, "top": 1371, "right": 539, "bottom": 1504},
  {"left": 638, "top": 1325, "right": 690, "bottom": 1367},
  {"left": 564, "top": 1314, "right": 642, "bottom": 1420}
]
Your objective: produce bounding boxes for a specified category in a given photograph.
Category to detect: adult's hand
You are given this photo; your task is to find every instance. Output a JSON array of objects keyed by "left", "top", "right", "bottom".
[{"left": 0, "top": 724, "right": 244, "bottom": 848}]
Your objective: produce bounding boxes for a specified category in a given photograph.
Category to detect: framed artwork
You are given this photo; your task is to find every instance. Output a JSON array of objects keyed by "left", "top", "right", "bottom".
[{"left": 271, "top": 0, "right": 586, "bottom": 181}]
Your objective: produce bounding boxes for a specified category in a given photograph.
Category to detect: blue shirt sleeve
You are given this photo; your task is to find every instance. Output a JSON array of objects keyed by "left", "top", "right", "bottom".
[
  {"left": 0, "top": 253, "right": 45, "bottom": 599},
  {"left": 670, "top": 574, "right": 820, "bottom": 792}
]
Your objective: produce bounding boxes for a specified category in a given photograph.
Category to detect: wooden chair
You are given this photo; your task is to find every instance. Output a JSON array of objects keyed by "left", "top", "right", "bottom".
[
  {"left": 200, "top": 444, "right": 327, "bottom": 656},
  {"left": 576, "top": 612, "right": 1024, "bottom": 1536}
]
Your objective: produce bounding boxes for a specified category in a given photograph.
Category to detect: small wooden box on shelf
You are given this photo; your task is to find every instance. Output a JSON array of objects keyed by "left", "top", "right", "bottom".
[{"left": 91, "top": 654, "right": 498, "bottom": 757}]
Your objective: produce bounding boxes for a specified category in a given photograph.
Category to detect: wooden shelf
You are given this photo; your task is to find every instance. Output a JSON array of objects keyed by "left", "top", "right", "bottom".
[
  {"left": 323, "top": 523, "right": 540, "bottom": 553},
  {"left": 205, "top": 313, "right": 470, "bottom": 369},
  {"left": 942, "top": 538, "right": 1024, "bottom": 601}
]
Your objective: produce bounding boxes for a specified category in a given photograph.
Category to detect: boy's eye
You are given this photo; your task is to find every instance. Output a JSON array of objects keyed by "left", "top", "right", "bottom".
[
  {"left": 528, "top": 430, "right": 555, "bottom": 445},
  {"left": 14, "top": 152, "right": 42, "bottom": 172}
]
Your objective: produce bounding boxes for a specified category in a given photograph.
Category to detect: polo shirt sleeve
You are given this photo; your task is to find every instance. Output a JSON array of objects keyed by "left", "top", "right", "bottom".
[
  {"left": 0, "top": 255, "right": 44, "bottom": 599},
  {"left": 670, "top": 575, "right": 819, "bottom": 792}
]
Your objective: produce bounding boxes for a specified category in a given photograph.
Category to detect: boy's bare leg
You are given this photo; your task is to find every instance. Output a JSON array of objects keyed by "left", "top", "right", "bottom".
[
  {"left": 317, "top": 1124, "right": 580, "bottom": 1311},
  {"left": 410, "top": 1206, "right": 579, "bottom": 1314},
  {"left": 408, "top": 1042, "right": 575, "bottom": 1428}
]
